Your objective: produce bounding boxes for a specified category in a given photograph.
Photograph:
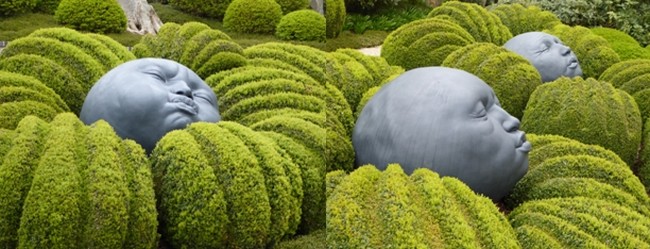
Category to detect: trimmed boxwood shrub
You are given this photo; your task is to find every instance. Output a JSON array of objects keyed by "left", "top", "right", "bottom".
[
  {"left": 325, "top": 0, "right": 346, "bottom": 38},
  {"left": 54, "top": 0, "right": 126, "bottom": 34},
  {"left": 178, "top": 21, "right": 211, "bottom": 41},
  {"left": 546, "top": 24, "right": 621, "bottom": 78},
  {"left": 0, "top": 129, "right": 14, "bottom": 161},
  {"left": 34, "top": 0, "right": 61, "bottom": 14},
  {"left": 275, "top": 229, "right": 325, "bottom": 249},
  {"left": 191, "top": 39, "right": 243, "bottom": 72},
  {"left": 522, "top": 77, "right": 642, "bottom": 166},
  {"left": 179, "top": 29, "right": 234, "bottom": 68},
  {"left": 591, "top": 27, "right": 650, "bottom": 61},
  {"left": 133, "top": 22, "right": 183, "bottom": 60},
  {"left": 195, "top": 52, "right": 247, "bottom": 79},
  {"left": 244, "top": 44, "right": 328, "bottom": 85},
  {"left": 275, "top": 0, "right": 309, "bottom": 14},
  {"left": 276, "top": 10, "right": 326, "bottom": 42},
  {"left": 168, "top": 0, "right": 232, "bottom": 19},
  {"left": 326, "top": 52, "right": 376, "bottom": 115},
  {"left": 428, "top": 1, "right": 512, "bottom": 45},
  {"left": 251, "top": 116, "right": 325, "bottom": 157},
  {"left": 85, "top": 33, "right": 136, "bottom": 62},
  {"left": 327, "top": 164, "right": 521, "bottom": 248},
  {"left": 526, "top": 138, "right": 626, "bottom": 170},
  {"left": 489, "top": 4, "right": 561, "bottom": 36},
  {"left": 381, "top": 17, "right": 475, "bottom": 70},
  {"left": 0, "top": 87, "right": 67, "bottom": 114},
  {"left": 223, "top": 0, "right": 283, "bottom": 34},
  {"left": 509, "top": 197, "right": 650, "bottom": 248},
  {"left": 599, "top": 59, "right": 650, "bottom": 120},
  {"left": 0, "top": 0, "right": 36, "bottom": 16},
  {"left": 442, "top": 42, "right": 541, "bottom": 119}
]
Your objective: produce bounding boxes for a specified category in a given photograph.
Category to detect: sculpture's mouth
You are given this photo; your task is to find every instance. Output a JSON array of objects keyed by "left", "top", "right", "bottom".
[
  {"left": 170, "top": 96, "right": 198, "bottom": 116},
  {"left": 568, "top": 58, "right": 579, "bottom": 69},
  {"left": 516, "top": 133, "right": 532, "bottom": 153}
]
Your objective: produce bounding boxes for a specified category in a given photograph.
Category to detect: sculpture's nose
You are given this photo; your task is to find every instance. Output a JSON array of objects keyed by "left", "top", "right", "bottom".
[
  {"left": 559, "top": 44, "right": 571, "bottom": 56},
  {"left": 170, "top": 81, "right": 193, "bottom": 99},
  {"left": 494, "top": 106, "right": 520, "bottom": 132}
]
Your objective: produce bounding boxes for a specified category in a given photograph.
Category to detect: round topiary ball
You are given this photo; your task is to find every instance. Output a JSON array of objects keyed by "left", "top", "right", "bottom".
[
  {"left": 223, "top": 0, "right": 283, "bottom": 34},
  {"left": 275, "top": 0, "right": 309, "bottom": 14},
  {"left": 325, "top": 0, "right": 345, "bottom": 38},
  {"left": 275, "top": 10, "right": 326, "bottom": 42},
  {"left": 54, "top": 0, "right": 126, "bottom": 34},
  {"left": 168, "top": 0, "right": 232, "bottom": 19},
  {"left": 591, "top": 27, "right": 650, "bottom": 61},
  {"left": 0, "top": 0, "right": 37, "bottom": 17}
]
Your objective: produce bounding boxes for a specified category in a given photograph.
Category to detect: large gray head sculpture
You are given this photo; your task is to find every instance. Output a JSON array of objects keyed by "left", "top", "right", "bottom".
[
  {"left": 503, "top": 31, "right": 582, "bottom": 82},
  {"left": 80, "top": 58, "right": 221, "bottom": 153},
  {"left": 353, "top": 67, "right": 530, "bottom": 200}
]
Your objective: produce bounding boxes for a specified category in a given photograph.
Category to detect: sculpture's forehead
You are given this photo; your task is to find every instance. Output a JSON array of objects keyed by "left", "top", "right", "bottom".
[{"left": 126, "top": 58, "right": 181, "bottom": 74}]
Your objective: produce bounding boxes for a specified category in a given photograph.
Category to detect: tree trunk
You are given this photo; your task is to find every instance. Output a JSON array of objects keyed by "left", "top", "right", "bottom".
[
  {"left": 118, "top": 0, "right": 163, "bottom": 35},
  {"left": 311, "top": 0, "right": 324, "bottom": 15}
]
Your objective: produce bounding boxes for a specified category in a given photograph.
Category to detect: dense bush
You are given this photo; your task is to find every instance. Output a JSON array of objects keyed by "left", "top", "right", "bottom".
[
  {"left": 223, "top": 0, "right": 283, "bottom": 34},
  {"left": 0, "top": 0, "right": 36, "bottom": 16},
  {"left": 84, "top": 33, "right": 136, "bottom": 62},
  {"left": 0, "top": 114, "right": 158, "bottom": 248},
  {"left": 525, "top": 134, "right": 626, "bottom": 170},
  {"left": 599, "top": 59, "right": 650, "bottom": 120},
  {"left": 327, "top": 164, "right": 521, "bottom": 248},
  {"left": 591, "top": 27, "right": 650, "bottom": 61},
  {"left": 34, "top": 0, "right": 60, "bottom": 14},
  {"left": 509, "top": 197, "right": 650, "bottom": 248},
  {"left": 442, "top": 42, "right": 541, "bottom": 119},
  {"left": 276, "top": 10, "right": 326, "bottom": 42},
  {"left": 275, "top": 229, "right": 325, "bottom": 249},
  {"left": 195, "top": 52, "right": 247, "bottom": 79},
  {"left": 168, "top": 0, "right": 232, "bottom": 19},
  {"left": 521, "top": 77, "right": 642, "bottom": 166},
  {"left": 639, "top": 118, "right": 650, "bottom": 191},
  {"left": 428, "top": 1, "right": 512, "bottom": 45},
  {"left": 132, "top": 22, "right": 184, "bottom": 60},
  {"left": 489, "top": 3, "right": 561, "bottom": 36},
  {"left": 275, "top": 0, "right": 309, "bottom": 14},
  {"left": 325, "top": 0, "right": 346, "bottom": 38},
  {"left": 381, "top": 17, "right": 475, "bottom": 70},
  {"left": 54, "top": 0, "right": 126, "bottom": 33},
  {"left": 342, "top": 5, "right": 430, "bottom": 34}
]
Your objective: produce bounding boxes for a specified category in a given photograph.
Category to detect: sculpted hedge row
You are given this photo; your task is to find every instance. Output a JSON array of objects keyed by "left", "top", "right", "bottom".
[
  {"left": 600, "top": 59, "right": 650, "bottom": 121},
  {"left": 489, "top": 3, "right": 561, "bottom": 36},
  {"left": 428, "top": 1, "right": 512, "bottom": 45},
  {"left": 591, "top": 27, "right": 650, "bottom": 61}
]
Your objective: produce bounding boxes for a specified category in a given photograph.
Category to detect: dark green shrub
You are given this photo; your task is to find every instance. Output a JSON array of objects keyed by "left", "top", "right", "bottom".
[
  {"left": 85, "top": 33, "right": 136, "bottom": 62},
  {"left": 327, "top": 164, "right": 520, "bottom": 248},
  {"left": 275, "top": 0, "right": 309, "bottom": 14},
  {"left": 54, "top": 0, "right": 126, "bottom": 33},
  {"left": 381, "top": 17, "right": 475, "bottom": 70},
  {"left": 591, "top": 27, "right": 650, "bottom": 61},
  {"left": 34, "top": 0, "right": 61, "bottom": 14},
  {"left": 546, "top": 24, "right": 621, "bottom": 78},
  {"left": 168, "top": 0, "right": 232, "bottom": 19},
  {"left": 522, "top": 77, "right": 642, "bottom": 165},
  {"left": 489, "top": 3, "right": 561, "bottom": 36},
  {"left": 442, "top": 42, "right": 541, "bottom": 119},
  {"left": 325, "top": 0, "right": 346, "bottom": 38},
  {"left": 223, "top": 0, "right": 283, "bottom": 34},
  {"left": 276, "top": 10, "right": 326, "bottom": 42},
  {"left": 276, "top": 229, "right": 325, "bottom": 249},
  {"left": 132, "top": 22, "right": 183, "bottom": 60},
  {"left": 428, "top": 1, "right": 512, "bottom": 45},
  {"left": 599, "top": 59, "right": 650, "bottom": 120},
  {"left": 509, "top": 197, "right": 650, "bottom": 248},
  {"left": 195, "top": 52, "right": 247, "bottom": 79},
  {"left": 0, "top": 0, "right": 36, "bottom": 16}
]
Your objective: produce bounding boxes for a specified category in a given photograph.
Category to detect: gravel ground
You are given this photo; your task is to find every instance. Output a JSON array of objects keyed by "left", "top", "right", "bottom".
[{"left": 357, "top": 45, "right": 382, "bottom": 56}]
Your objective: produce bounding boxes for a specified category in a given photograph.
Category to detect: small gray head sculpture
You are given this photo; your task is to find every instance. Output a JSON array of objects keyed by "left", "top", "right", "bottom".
[
  {"left": 353, "top": 67, "right": 531, "bottom": 201},
  {"left": 503, "top": 31, "right": 582, "bottom": 82},
  {"left": 80, "top": 58, "right": 221, "bottom": 153}
]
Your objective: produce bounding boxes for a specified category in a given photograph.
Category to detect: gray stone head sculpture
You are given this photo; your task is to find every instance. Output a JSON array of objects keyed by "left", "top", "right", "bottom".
[
  {"left": 80, "top": 58, "right": 221, "bottom": 153},
  {"left": 503, "top": 31, "right": 582, "bottom": 82},
  {"left": 353, "top": 67, "right": 531, "bottom": 201}
]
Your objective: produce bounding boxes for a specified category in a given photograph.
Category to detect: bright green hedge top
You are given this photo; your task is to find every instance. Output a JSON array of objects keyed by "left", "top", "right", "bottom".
[
  {"left": 84, "top": 33, "right": 136, "bottom": 62},
  {"left": 244, "top": 43, "right": 328, "bottom": 85},
  {"left": 326, "top": 52, "right": 379, "bottom": 116},
  {"left": 599, "top": 59, "right": 650, "bottom": 120},
  {"left": 132, "top": 22, "right": 184, "bottom": 61},
  {"left": 489, "top": 3, "right": 561, "bottom": 36},
  {"left": 325, "top": 0, "right": 346, "bottom": 38},
  {"left": 327, "top": 164, "right": 521, "bottom": 248},
  {"left": 275, "top": 10, "right": 326, "bottom": 42},
  {"left": 179, "top": 29, "right": 236, "bottom": 68},
  {"left": 526, "top": 136, "right": 626, "bottom": 170},
  {"left": 545, "top": 24, "right": 621, "bottom": 78},
  {"left": 0, "top": 70, "right": 68, "bottom": 112},
  {"left": 428, "top": 1, "right": 512, "bottom": 45},
  {"left": 54, "top": 0, "right": 126, "bottom": 34},
  {"left": 223, "top": 0, "right": 283, "bottom": 34},
  {"left": 442, "top": 42, "right": 541, "bottom": 119},
  {"left": 522, "top": 77, "right": 642, "bottom": 166},
  {"left": 509, "top": 197, "right": 650, "bottom": 248},
  {"left": 381, "top": 17, "right": 476, "bottom": 70},
  {"left": 591, "top": 27, "right": 650, "bottom": 61}
]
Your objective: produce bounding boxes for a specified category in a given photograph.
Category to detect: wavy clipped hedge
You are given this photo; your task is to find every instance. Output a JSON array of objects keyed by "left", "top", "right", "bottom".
[
  {"left": 489, "top": 3, "right": 561, "bottom": 36},
  {"left": 223, "top": 0, "right": 283, "bottom": 34},
  {"left": 599, "top": 59, "right": 650, "bottom": 121},
  {"left": 152, "top": 122, "right": 305, "bottom": 248},
  {"left": 526, "top": 135, "right": 626, "bottom": 170},
  {"left": 85, "top": 33, "right": 136, "bottom": 62},
  {"left": 168, "top": 0, "right": 231, "bottom": 19},
  {"left": 428, "top": 1, "right": 512, "bottom": 45},
  {"left": 132, "top": 22, "right": 183, "bottom": 60},
  {"left": 276, "top": 10, "right": 326, "bottom": 42},
  {"left": 546, "top": 24, "right": 621, "bottom": 78},
  {"left": 639, "top": 118, "right": 650, "bottom": 192},
  {"left": 381, "top": 17, "right": 476, "bottom": 70},
  {"left": 0, "top": 113, "right": 158, "bottom": 248},
  {"left": 522, "top": 77, "right": 642, "bottom": 166},
  {"left": 327, "top": 164, "right": 521, "bottom": 248},
  {"left": 592, "top": 27, "right": 650, "bottom": 61},
  {"left": 509, "top": 197, "right": 650, "bottom": 248},
  {"left": 442, "top": 42, "right": 541, "bottom": 119},
  {"left": 55, "top": 0, "right": 126, "bottom": 33},
  {"left": 243, "top": 43, "right": 328, "bottom": 84},
  {"left": 325, "top": 0, "right": 345, "bottom": 38}
]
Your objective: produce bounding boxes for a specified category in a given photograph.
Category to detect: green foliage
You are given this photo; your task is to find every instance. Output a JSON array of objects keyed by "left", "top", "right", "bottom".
[
  {"left": 381, "top": 17, "right": 475, "bottom": 70},
  {"left": 327, "top": 164, "right": 521, "bottom": 248},
  {"left": 0, "top": 0, "right": 37, "bottom": 16},
  {"left": 355, "top": 86, "right": 381, "bottom": 119},
  {"left": 342, "top": 5, "right": 430, "bottom": 34},
  {"left": 54, "top": 0, "right": 126, "bottom": 33},
  {"left": 526, "top": 136, "right": 626, "bottom": 170},
  {"left": 640, "top": 118, "right": 650, "bottom": 192},
  {"left": 522, "top": 77, "right": 642, "bottom": 165},
  {"left": 428, "top": 1, "right": 512, "bottom": 45},
  {"left": 276, "top": 10, "right": 326, "bottom": 42},
  {"left": 489, "top": 3, "right": 561, "bottom": 36},
  {"left": 591, "top": 27, "right": 650, "bottom": 61},
  {"left": 133, "top": 22, "right": 183, "bottom": 60},
  {"left": 84, "top": 33, "right": 136, "bottom": 62},
  {"left": 325, "top": 0, "right": 346, "bottom": 38},
  {"left": 195, "top": 52, "right": 248, "bottom": 79},
  {"left": 34, "top": 0, "right": 60, "bottom": 14},
  {"left": 276, "top": 229, "right": 325, "bottom": 249},
  {"left": 179, "top": 29, "right": 234, "bottom": 68},
  {"left": 223, "top": 0, "right": 283, "bottom": 34},
  {"left": 168, "top": 0, "right": 232, "bottom": 19},
  {"left": 509, "top": 197, "right": 650, "bottom": 248},
  {"left": 275, "top": 0, "right": 310, "bottom": 14},
  {"left": 244, "top": 43, "right": 328, "bottom": 84},
  {"left": 599, "top": 59, "right": 650, "bottom": 121},
  {"left": 442, "top": 42, "right": 541, "bottom": 119}
]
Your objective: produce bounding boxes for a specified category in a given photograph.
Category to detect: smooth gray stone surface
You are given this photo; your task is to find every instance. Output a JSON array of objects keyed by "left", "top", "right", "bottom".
[
  {"left": 504, "top": 31, "right": 582, "bottom": 82},
  {"left": 80, "top": 58, "right": 220, "bottom": 153},
  {"left": 353, "top": 67, "right": 531, "bottom": 200}
]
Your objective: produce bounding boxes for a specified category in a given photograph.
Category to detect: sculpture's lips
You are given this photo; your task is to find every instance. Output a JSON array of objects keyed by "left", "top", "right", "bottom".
[
  {"left": 568, "top": 58, "right": 579, "bottom": 69},
  {"left": 516, "top": 133, "right": 531, "bottom": 153},
  {"left": 171, "top": 96, "right": 198, "bottom": 115}
]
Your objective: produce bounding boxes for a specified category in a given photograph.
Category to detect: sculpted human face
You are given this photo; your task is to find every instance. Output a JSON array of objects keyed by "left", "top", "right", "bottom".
[
  {"left": 504, "top": 32, "right": 582, "bottom": 82},
  {"left": 353, "top": 67, "right": 530, "bottom": 200},
  {"left": 80, "top": 58, "right": 220, "bottom": 153}
]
